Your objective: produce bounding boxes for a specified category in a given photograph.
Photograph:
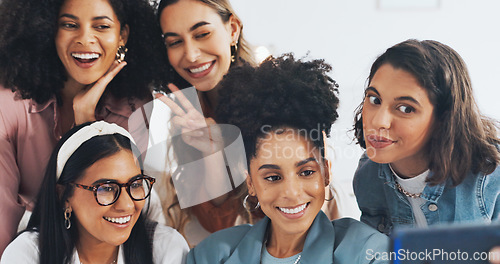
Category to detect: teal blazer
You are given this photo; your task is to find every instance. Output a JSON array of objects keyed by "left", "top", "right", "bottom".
[{"left": 187, "top": 211, "right": 389, "bottom": 264}]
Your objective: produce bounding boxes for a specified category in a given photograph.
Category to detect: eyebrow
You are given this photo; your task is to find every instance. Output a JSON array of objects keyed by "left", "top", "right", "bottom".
[
  {"left": 296, "top": 157, "right": 317, "bottom": 167},
  {"left": 365, "top": 87, "right": 380, "bottom": 96},
  {"left": 59, "top": 14, "right": 114, "bottom": 22},
  {"left": 91, "top": 174, "right": 142, "bottom": 185},
  {"left": 163, "top": 21, "right": 210, "bottom": 38},
  {"left": 258, "top": 164, "right": 280, "bottom": 171},
  {"left": 257, "top": 157, "right": 317, "bottom": 171},
  {"left": 92, "top": 178, "right": 117, "bottom": 185},
  {"left": 366, "top": 87, "right": 421, "bottom": 107}
]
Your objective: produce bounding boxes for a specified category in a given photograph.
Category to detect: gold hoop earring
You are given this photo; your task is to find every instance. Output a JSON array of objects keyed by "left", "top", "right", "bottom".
[
  {"left": 115, "top": 45, "right": 128, "bottom": 63},
  {"left": 230, "top": 41, "right": 238, "bottom": 63},
  {"left": 64, "top": 207, "right": 72, "bottom": 230}
]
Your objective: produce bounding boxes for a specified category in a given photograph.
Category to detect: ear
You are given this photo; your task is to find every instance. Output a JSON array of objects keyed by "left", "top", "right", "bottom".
[
  {"left": 120, "top": 24, "right": 130, "bottom": 46},
  {"left": 64, "top": 201, "right": 72, "bottom": 212},
  {"left": 323, "top": 159, "right": 331, "bottom": 187},
  {"left": 321, "top": 131, "right": 331, "bottom": 187},
  {"left": 228, "top": 15, "right": 241, "bottom": 46},
  {"left": 56, "top": 184, "right": 66, "bottom": 200},
  {"left": 245, "top": 171, "right": 256, "bottom": 196}
]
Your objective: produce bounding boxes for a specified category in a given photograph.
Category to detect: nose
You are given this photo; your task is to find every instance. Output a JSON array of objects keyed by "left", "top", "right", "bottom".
[
  {"left": 184, "top": 39, "right": 200, "bottom": 62},
  {"left": 113, "top": 187, "right": 135, "bottom": 211},
  {"left": 75, "top": 26, "right": 96, "bottom": 46},
  {"left": 370, "top": 106, "right": 392, "bottom": 130},
  {"left": 282, "top": 175, "right": 301, "bottom": 200}
]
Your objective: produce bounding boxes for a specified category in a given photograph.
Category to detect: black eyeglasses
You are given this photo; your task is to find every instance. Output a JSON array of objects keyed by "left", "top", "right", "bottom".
[{"left": 71, "top": 175, "right": 156, "bottom": 206}]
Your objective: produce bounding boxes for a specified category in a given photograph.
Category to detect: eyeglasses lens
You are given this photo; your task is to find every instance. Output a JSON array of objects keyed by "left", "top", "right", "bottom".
[
  {"left": 130, "top": 178, "right": 151, "bottom": 200},
  {"left": 96, "top": 183, "right": 119, "bottom": 205},
  {"left": 96, "top": 178, "right": 152, "bottom": 205}
]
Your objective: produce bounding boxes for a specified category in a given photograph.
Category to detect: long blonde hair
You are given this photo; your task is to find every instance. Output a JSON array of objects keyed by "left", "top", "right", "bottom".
[{"left": 157, "top": 0, "right": 257, "bottom": 240}]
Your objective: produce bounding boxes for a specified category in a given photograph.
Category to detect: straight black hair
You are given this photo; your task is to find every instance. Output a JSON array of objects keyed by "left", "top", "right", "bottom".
[{"left": 25, "top": 122, "right": 153, "bottom": 264}]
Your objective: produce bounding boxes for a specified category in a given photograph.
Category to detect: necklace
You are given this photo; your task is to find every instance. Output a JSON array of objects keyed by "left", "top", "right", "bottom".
[
  {"left": 394, "top": 181, "right": 422, "bottom": 198},
  {"left": 389, "top": 164, "right": 422, "bottom": 198},
  {"left": 293, "top": 254, "right": 301, "bottom": 264},
  {"left": 261, "top": 240, "right": 302, "bottom": 264}
]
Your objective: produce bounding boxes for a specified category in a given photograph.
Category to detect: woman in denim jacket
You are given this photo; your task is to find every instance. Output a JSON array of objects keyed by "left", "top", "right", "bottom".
[{"left": 352, "top": 39, "right": 500, "bottom": 234}]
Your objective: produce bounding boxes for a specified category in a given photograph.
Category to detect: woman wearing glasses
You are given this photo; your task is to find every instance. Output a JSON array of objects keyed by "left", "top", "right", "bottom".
[
  {"left": 0, "top": 121, "right": 188, "bottom": 264},
  {"left": 0, "top": 0, "right": 168, "bottom": 254}
]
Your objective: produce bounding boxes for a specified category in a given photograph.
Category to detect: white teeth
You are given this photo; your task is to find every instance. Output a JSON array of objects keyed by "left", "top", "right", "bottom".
[
  {"left": 278, "top": 203, "right": 307, "bottom": 214},
  {"left": 189, "top": 63, "right": 210, "bottom": 73},
  {"left": 72, "top": 53, "right": 99, "bottom": 60},
  {"left": 103, "top": 215, "right": 131, "bottom": 224}
]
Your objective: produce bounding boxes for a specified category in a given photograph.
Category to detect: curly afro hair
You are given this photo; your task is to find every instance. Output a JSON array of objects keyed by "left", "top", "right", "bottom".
[
  {"left": 215, "top": 53, "right": 340, "bottom": 164},
  {"left": 0, "top": 0, "right": 169, "bottom": 104}
]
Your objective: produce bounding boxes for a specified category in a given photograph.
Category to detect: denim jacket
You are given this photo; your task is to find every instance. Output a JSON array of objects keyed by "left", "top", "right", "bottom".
[{"left": 353, "top": 153, "right": 500, "bottom": 235}]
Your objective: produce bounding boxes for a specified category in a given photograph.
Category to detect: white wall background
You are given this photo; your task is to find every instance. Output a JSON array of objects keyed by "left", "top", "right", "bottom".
[{"left": 231, "top": 0, "right": 500, "bottom": 196}]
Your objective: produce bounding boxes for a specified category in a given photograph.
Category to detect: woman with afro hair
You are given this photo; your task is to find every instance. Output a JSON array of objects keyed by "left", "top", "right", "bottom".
[
  {"left": 0, "top": 0, "right": 169, "bottom": 255},
  {"left": 186, "top": 54, "right": 389, "bottom": 263}
]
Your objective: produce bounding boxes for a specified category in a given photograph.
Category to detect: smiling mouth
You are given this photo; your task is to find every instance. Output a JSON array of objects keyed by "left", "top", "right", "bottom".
[
  {"left": 71, "top": 52, "right": 100, "bottom": 64},
  {"left": 103, "top": 215, "right": 131, "bottom": 224},
  {"left": 278, "top": 203, "right": 309, "bottom": 214},
  {"left": 189, "top": 62, "right": 211, "bottom": 73}
]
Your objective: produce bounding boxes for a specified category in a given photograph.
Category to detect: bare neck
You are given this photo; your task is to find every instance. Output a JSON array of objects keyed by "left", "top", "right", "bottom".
[
  {"left": 58, "top": 80, "right": 87, "bottom": 133},
  {"left": 76, "top": 241, "right": 118, "bottom": 264},
  {"left": 390, "top": 152, "right": 430, "bottom": 179},
  {"left": 266, "top": 223, "right": 306, "bottom": 258}
]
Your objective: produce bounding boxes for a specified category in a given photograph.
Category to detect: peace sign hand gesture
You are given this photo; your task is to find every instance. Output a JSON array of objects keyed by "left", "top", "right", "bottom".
[{"left": 155, "top": 83, "right": 224, "bottom": 155}]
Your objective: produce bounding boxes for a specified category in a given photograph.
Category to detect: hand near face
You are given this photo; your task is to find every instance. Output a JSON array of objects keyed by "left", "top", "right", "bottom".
[
  {"left": 155, "top": 83, "right": 223, "bottom": 155},
  {"left": 73, "top": 61, "right": 127, "bottom": 125}
]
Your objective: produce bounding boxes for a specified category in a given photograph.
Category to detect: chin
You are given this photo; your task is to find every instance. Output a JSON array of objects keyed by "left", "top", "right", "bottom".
[
  {"left": 192, "top": 81, "right": 217, "bottom": 92},
  {"left": 366, "top": 149, "right": 392, "bottom": 164}
]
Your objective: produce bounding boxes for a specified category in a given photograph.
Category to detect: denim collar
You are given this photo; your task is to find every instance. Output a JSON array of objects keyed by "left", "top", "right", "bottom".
[{"left": 378, "top": 163, "right": 447, "bottom": 203}]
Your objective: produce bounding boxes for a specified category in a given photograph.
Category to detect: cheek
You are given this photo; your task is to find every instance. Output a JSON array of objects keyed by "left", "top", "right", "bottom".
[
  {"left": 134, "top": 200, "right": 145, "bottom": 214},
  {"left": 361, "top": 103, "right": 371, "bottom": 125},
  {"left": 55, "top": 34, "right": 68, "bottom": 58},
  {"left": 309, "top": 180, "right": 325, "bottom": 198},
  {"left": 207, "top": 35, "right": 231, "bottom": 61},
  {"left": 167, "top": 49, "right": 181, "bottom": 66},
  {"left": 103, "top": 37, "right": 120, "bottom": 55}
]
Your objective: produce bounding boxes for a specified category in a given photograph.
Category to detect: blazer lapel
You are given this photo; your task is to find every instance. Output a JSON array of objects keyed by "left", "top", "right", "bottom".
[
  {"left": 224, "top": 217, "right": 269, "bottom": 264},
  {"left": 299, "top": 211, "right": 335, "bottom": 264}
]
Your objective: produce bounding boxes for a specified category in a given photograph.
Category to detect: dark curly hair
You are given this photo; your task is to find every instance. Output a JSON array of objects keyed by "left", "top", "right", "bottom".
[
  {"left": 0, "top": 0, "right": 169, "bottom": 104},
  {"left": 216, "top": 53, "right": 340, "bottom": 167},
  {"left": 353, "top": 39, "right": 500, "bottom": 186}
]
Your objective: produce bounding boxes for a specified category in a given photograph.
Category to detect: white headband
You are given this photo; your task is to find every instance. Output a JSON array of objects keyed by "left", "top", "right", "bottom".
[{"left": 56, "top": 121, "right": 136, "bottom": 180}]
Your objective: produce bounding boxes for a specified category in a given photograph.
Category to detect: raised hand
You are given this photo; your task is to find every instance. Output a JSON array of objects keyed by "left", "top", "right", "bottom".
[
  {"left": 155, "top": 83, "right": 223, "bottom": 155},
  {"left": 73, "top": 61, "right": 127, "bottom": 125}
]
